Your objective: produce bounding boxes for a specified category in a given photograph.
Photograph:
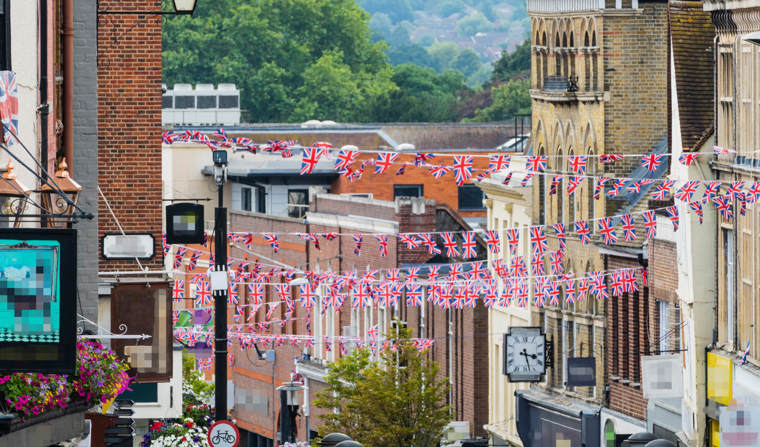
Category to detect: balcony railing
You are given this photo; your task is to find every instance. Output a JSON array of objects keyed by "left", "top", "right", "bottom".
[{"left": 543, "top": 76, "right": 579, "bottom": 93}]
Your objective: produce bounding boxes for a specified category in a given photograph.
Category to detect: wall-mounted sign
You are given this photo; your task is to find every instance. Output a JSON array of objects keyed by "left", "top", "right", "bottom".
[
  {"left": 166, "top": 203, "right": 205, "bottom": 244},
  {"left": 566, "top": 357, "right": 596, "bottom": 387},
  {"left": 0, "top": 229, "right": 76, "bottom": 374},
  {"left": 504, "top": 327, "right": 547, "bottom": 382},
  {"left": 111, "top": 283, "right": 172, "bottom": 382},
  {"left": 102, "top": 233, "right": 155, "bottom": 259},
  {"left": 642, "top": 354, "right": 683, "bottom": 399}
]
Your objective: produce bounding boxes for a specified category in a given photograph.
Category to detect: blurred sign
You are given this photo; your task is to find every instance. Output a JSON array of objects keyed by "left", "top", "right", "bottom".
[
  {"left": 0, "top": 229, "right": 76, "bottom": 374},
  {"left": 720, "top": 405, "right": 760, "bottom": 446},
  {"left": 566, "top": 357, "right": 596, "bottom": 387},
  {"left": 707, "top": 352, "right": 733, "bottom": 406},
  {"left": 166, "top": 203, "right": 205, "bottom": 244},
  {"left": 641, "top": 354, "right": 683, "bottom": 399},
  {"left": 102, "top": 233, "right": 154, "bottom": 259},
  {"left": 111, "top": 283, "right": 172, "bottom": 382}
]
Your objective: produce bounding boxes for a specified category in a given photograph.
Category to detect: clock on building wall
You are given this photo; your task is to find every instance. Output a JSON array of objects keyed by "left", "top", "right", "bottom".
[{"left": 503, "top": 327, "right": 548, "bottom": 382}]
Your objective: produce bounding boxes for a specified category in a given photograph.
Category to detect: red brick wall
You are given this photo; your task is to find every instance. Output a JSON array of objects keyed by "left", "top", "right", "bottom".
[
  {"left": 97, "top": 1, "right": 163, "bottom": 271},
  {"left": 605, "top": 255, "right": 649, "bottom": 421}
]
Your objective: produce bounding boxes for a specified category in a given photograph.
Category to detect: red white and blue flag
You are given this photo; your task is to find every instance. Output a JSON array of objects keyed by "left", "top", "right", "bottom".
[
  {"left": 552, "top": 223, "right": 566, "bottom": 251},
  {"left": 640, "top": 153, "right": 664, "bottom": 172},
  {"left": 376, "top": 235, "right": 389, "bottom": 257},
  {"left": 398, "top": 234, "right": 420, "bottom": 249},
  {"left": 642, "top": 210, "right": 657, "bottom": 239},
  {"left": 419, "top": 233, "right": 441, "bottom": 255},
  {"left": 651, "top": 180, "right": 674, "bottom": 200},
  {"left": 525, "top": 156, "right": 548, "bottom": 173},
  {"left": 375, "top": 152, "right": 399, "bottom": 174},
  {"left": 452, "top": 155, "right": 474, "bottom": 186},
  {"left": 335, "top": 147, "right": 359, "bottom": 173},
  {"left": 506, "top": 228, "right": 519, "bottom": 255},
  {"left": 195, "top": 280, "right": 212, "bottom": 307},
  {"left": 620, "top": 214, "right": 636, "bottom": 241},
  {"left": 264, "top": 233, "right": 279, "bottom": 253},
  {"left": 300, "top": 147, "right": 321, "bottom": 175},
  {"left": 575, "top": 220, "right": 591, "bottom": 245},
  {"left": 428, "top": 165, "right": 450, "bottom": 179},
  {"left": 484, "top": 230, "right": 500, "bottom": 255},
  {"left": 675, "top": 180, "right": 700, "bottom": 202},
  {"left": 462, "top": 232, "right": 477, "bottom": 258},
  {"left": 441, "top": 232, "right": 460, "bottom": 258},
  {"left": 0, "top": 71, "right": 19, "bottom": 145},
  {"left": 488, "top": 154, "right": 511, "bottom": 172},
  {"left": 353, "top": 234, "right": 362, "bottom": 255},
  {"left": 414, "top": 153, "right": 435, "bottom": 167},
  {"left": 568, "top": 155, "right": 587, "bottom": 175},
  {"left": 665, "top": 206, "right": 680, "bottom": 231},
  {"left": 678, "top": 153, "right": 698, "bottom": 166},
  {"left": 598, "top": 217, "right": 617, "bottom": 244},
  {"left": 172, "top": 280, "right": 185, "bottom": 301},
  {"left": 529, "top": 226, "right": 548, "bottom": 255}
]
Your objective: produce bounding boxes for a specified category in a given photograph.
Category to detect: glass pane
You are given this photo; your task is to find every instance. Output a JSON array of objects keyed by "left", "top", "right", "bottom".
[
  {"left": 196, "top": 96, "right": 216, "bottom": 109},
  {"left": 174, "top": 96, "right": 194, "bottom": 108},
  {"left": 219, "top": 96, "right": 239, "bottom": 109},
  {"left": 458, "top": 185, "right": 485, "bottom": 210},
  {"left": 393, "top": 185, "right": 422, "bottom": 198},
  {"left": 162, "top": 95, "right": 173, "bottom": 108},
  {"left": 288, "top": 190, "right": 308, "bottom": 219}
]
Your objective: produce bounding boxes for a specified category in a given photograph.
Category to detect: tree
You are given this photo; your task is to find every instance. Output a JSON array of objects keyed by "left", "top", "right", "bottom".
[
  {"left": 455, "top": 12, "right": 492, "bottom": 37},
  {"left": 451, "top": 49, "right": 482, "bottom": 78},
  {"left": 465, "top": 79, "right": 530, "bottom": 122},
  {"left": 491, "top": 37, "right": 531, "bottom": 83},
  {"left": 314, "top": 325, "right": 451, "bottom": 447}
]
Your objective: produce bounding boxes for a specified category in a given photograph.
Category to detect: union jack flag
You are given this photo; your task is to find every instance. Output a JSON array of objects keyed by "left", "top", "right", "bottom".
[
  {"left": 428, "top": 165, "right": 450, "bottom": 179},
  {"left": 548, "top": 281, "right": 561, "bottom": 306},
  {"left": 534, "top": 278, "right": 548, "bottom": 307},
  {"left": 484, "top": 230, "right": 500, "bottom": 255},
  {"left": 448, "top": 263, "right": 463, "bottom": 280},
  {"left": 375, "top": 152, "right": 399, "bottom": 174},
  {"left": 531, "top": 253, "right": 545, "bottom": 277},
  {"left": 713, "top": 145, "right": 733, "bottom": 154},
  {"left": 300, "top": 147, "right": 321, "bottom": 175},
  {"left": 162, "top": 131, "right": 179, "bottom": 145},
  {"left": 427, "top": 265, "right": 440, "bottom": 280},
  {"left": 502, "top": 172, "right": 513, "bottom": 185},
  {"left": 600, "top": 154, "right": 624, "bottom": 164},
  {"left": 550, "top": 250, "right": 564, "bottom": 275},
  {"left": 568, "top": 155, "right": 587, "bottom": 175},
  {"left": 194, "top": 280, "right": 212, "bottom": 307},
  {"left": 488, "top": 154, "right": 511, "bottom": 172},
  {"left": 188, "top": 251, "right": 201, "bottom": 271},
  {"left": 248, "top": 283, "right": 264, "bottom": 306},
  {"left": 608, "top": 179, "right": 628, "bottom": 198},
  {"left": 264, "top": 233, "right": 279, "bottom": 253},
  {"left": 376, "top": 235, "right": 389, "bottom": 257},
  {"left": 510, "top": 256, "right": 527, "bottom": 277},
  {"left": 525, "top": 156, "right": 547, "bottom": 173},
  {"left": 299, "top": 284, "right": 316, "bottom": 309},
  {"left": 396, "top": 165, "right": 406, "bottom": 176},
  {"left": 520, "top": 173, "right": 534, "bottom": 187},
  {"left": 689, "top": 199, "right": 705, "bottom": 223},
  {"left": 678, "top": 153, "right": 699, "bottom": 166},
  {"left": 623, "top": 270, "right": 638, "bottom": 293},
  {"left": 665, "top": 206, "right": 679, "bottom": 231},
  {"left": 172, "top": 280, "right": 185, "bottom": 301},
  {"left": 414, "top": 153, "right": 435, "bottom": 167},
  {"left": 506, "top": 228, "right": 519, "bottom": 255},
  {"left": 335, "top": 146, "right": 359, "bottom": 173},
  {"left": 626, "top": 181, "right": 643, "bottom": 194},
  {"left": 675, "top": 180, "right": 700, "bottom": 202},
  {"left": 462, "top": 232, "right": 477, "bottom": 258},
  {"left": 406, "top": 284, "right": 423, "bottom": 306},
  {"left": 441, "top": 232, "right": 460, "bottom": 257},
  {"left": 517, "top": 282, "right": 530, "bottom": 308},
  {"left": 728, "top": 181, "right": 745, "bottom": 201},
  {"left": 353, "top": 234, "right": 362, "bottom": 255},
  {"left": 620, "top": 214, "right": 636, "bottom": 241},
  {"left": 642, "top": 210, "right": 657, "bottom": 238},
  {"left": 610, "top": 271, "right": 624, "bottom": 297},
  {"left": 567, "top": 177, "right": 583, "bottom": 196},
  {"left": 640, "top": 153, "right": 664, "bottom": 172},
  {"left": 747, "top": 182, "right": 760, "bottom": 203},
  {"left": 529, "top": 226, "right": 548, "bottom": 255},
  {"left": 594, "top": 177, "right": 610, "bottom": 200},
  {"left": 651, "top": 180, "right": 674, "bottom": 200},
  {"left": 298, "top": 233, "right": 320, "bottom": 250},
  {"left": 549, "top": 175, "right": 564, "bottom": 195},
  {"left": 172, "top": 309, "right": 181, "bottom": 325},
  {"left": 0, "top": 71, "right": 18, "bottom": 145},
  {"left": 564, "top": 279, "right": 576, "bottom": 304},
  {"left": 552, "top": 223, "right": 566, "bottom": 251},
  {"left": 575, "top": 220, "right": 591, "bottom": 245},
  {"left": 702, "top": 181, "right": 720, "bottom": 201},
  {"left": 713, "top": 195, "right": 733, "bottom": 220},
  {"left": 452, "top": 155, "right": 474, "bottom": 186},
  {"left": 398, "top": 234, "right": 420, "bottom": 249},
  {"left": 352, "top": 284, "right": 371, "bottom": 308},
  {"left": 592, "top": 272, "right": 608, "bottom": 301},
  {"left": 577, "top": 278, "right": 590, "bottom": 301},
  {"left": 228, "top": 283, "right": 239, "bottom": 305},
  {"left": 406, "top": 267, "right": 421, "bottom": 283},
  {"left": 418, "top": 233, "right": 441, "bottom": 255},
  {"left": 386, "top": 268, "right": 400, "bottom": 282},
  {"left": 483, "top": 280, "right": 497, "bottom": 308}
]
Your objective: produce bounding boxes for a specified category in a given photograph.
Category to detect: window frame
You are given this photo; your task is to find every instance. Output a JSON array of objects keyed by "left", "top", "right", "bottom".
[
  {"left": 287, "top": 189, "right": 309, "bottom": 219},
  {"left": 457, "top": 184, "right": 486, "bottom": 211},
  {"left": 393, "top": 184, "right": 423, "bottom": 199},
  {"left": 0, "top": 0, "right": 10, "bottom": 71}
]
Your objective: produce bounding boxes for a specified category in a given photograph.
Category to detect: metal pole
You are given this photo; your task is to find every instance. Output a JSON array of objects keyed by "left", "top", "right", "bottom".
[{"left": 214, "top": 181, "right": 228, "bottom": 421}]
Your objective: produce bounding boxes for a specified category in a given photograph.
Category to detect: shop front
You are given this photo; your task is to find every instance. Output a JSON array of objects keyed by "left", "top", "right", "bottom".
[
  {"left": 515, "top": 389, "right": 600, "bottom": 447},
  {"left": 706, "top": 350, "right": 760, "bottom": 446}
]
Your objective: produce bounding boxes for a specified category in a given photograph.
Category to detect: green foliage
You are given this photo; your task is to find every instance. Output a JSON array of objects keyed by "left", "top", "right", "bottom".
[
  {"left": 491, "top": 38, "right": 531, "bottom": 83},
  {"left": 455, "top": 12, "right": 492, "bottom": 37},
  {"left": 452, "top": 49, "right": 482, "bottom": 77},
  {"left": 182, "top": 353, "right": 214, "bottom": 404},
  {"left": 465, "top": 79, "right": 530, "bottom": 122},
  {"left": 314, "top": 324, "right": 450, "bottom": 447}
]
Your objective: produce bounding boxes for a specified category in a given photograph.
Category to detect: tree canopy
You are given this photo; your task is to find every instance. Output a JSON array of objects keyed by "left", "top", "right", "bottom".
[{"left": 314, "top": 325, "right": 451, "bottom": 447}]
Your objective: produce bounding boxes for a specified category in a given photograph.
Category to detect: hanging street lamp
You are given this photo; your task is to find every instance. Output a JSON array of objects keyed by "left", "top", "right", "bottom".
[{"left": 0, "top": 161, "right": 30, "bottom": 228}]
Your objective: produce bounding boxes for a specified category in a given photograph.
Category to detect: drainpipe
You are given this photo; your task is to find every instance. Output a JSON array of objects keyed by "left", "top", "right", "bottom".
[
  {"left": 63, "top": 0, "right": 74, "bottom": 174},
  {"left": 39, "top": 0, "right": 48, "bottom": 178}
]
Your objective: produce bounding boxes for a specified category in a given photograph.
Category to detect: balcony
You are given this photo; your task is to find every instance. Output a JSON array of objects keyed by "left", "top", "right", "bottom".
[{"left": 544, "top": 76, "right": 578, "bottom": 92}]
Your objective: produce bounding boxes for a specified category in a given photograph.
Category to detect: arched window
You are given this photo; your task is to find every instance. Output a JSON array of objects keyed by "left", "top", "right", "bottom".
[
  {"left": 556, "top": 146, "right": 564, "bottom": 223},
  {"left": 584, "top": 32, "right": 591, "bottom": 91},
  {"left": 538, "top": 146, "right": 546, "bottom": 225}
]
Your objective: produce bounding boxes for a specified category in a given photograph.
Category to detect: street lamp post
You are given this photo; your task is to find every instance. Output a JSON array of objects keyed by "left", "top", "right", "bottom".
[
  {"left": 212, "top": 149, "right": 228, "bottom": 421},
  {"left": 277, "top": 381, "right": 305, "bottom": 443}
]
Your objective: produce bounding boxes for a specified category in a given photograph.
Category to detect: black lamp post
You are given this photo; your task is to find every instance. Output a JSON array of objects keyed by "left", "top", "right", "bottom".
[
  {"left": 99, "top": 0, "right": 197, "bottom": 15},
  {"left": 277, "top": 381, "right": 305, "bottom": 443},
  {"left": 212, "top": 149, "right": 229, "bottom": 422}
]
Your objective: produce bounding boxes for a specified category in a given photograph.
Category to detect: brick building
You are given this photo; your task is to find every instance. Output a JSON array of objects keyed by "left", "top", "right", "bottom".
[{"left": 217, "top": 194, "right": 490, "bottom": 445}]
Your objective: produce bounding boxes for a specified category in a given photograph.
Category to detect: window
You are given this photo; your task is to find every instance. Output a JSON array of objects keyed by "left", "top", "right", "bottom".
[
  {"left": 241, "top": 187, "right": 252, "bottom": 212},
  {"left": 0, "top": 0, "right": 10, "bottom": 71},
  {"left": 256, "top": 186, "right": 266, "bottom": 214},
  {"left": 393, "top": 184, "right": 423, "bottom": 199},
  {"left": 658, "top": 300, "right": 669, "bottom": 353},
  {"left": 287, "top": 189, "right": 308, "bottom": 219},
  {"left": 458, "top": 184, "right": 485, "bottom": 210},
  {"left": 724, "top": 228, "right": 736, "bottom": 346}
]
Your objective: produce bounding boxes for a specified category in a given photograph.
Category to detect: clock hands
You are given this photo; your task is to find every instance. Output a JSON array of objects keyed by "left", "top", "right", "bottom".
[{"left": 520, "top": 348, "right": 538, "bottom": 368}]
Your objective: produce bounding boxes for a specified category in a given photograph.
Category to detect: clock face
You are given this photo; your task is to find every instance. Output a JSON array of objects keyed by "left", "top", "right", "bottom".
[{"left": 504, "top": 328, "right": 546, "bottom": 382}]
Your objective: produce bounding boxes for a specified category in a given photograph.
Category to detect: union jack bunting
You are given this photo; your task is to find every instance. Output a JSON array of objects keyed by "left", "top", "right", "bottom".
[
  {"left": 517, "top": 282, "right": 530, "bottom": 307},
  {"left": 464, "top": 283, "right": 478, "bottom": 308},
  {"left": 529, "top": 226, "right": 548, "bottom": 255},
  {"left": 194, "top": 280, "right": 212, "bottom": 307},
  {"left": 441, "top": 232, "right": 460, "bottom": 257},
  {"left": 525, "top": 156, "right": 548, "bottom": 173},
  {"left": 534, "top": 278, "right": 548, "bottom": 307},
  {"left": 300, "top": 147, "right": 321, "bottom": 175},
  {"left": 567, "top": 177, "right": 583, "bottom": 196},
  {"left": 334, "top": 147, "right": 359, "bottom": 173},
  {"left": 462, "top": 232, "right": 477, "bottom": 258},
  {"left": 248, "top": 283, "right": 264, "bottom": 306},
  {"left": 375, "top": 152, "right": 399, "bottom": 174},
  {"left": 620, "top": 214, "right": 636, "bottom": 241},
  {"left": 492, "top": 259, "right": 507, "bottom": 279},
  {"left": 483, "top": 281, "right": 497, "bottom": 308},
  {"left": 502, "top": 172, "right": 513, "bottom": 185},
  {"left": 414, "top": 152, "right": 435, "bottom": 167},
  {"left": 428, "top": 165, "right": 450, "bottom": 179},
  {"left": 264, "top": 233, "right": 279, "bottom": 253},
  {"left": 640, "top": 153, "right": 663, "bottom": 172},
  {"left": 575, "top": 220, "right": 591, "bottom": 245},
  {"left": 642, "top": 210, "right": 657, "bottom": 238},
  {"left": 610, "top": 271, "right": 624, "bottom": 297},
  {"left": 703, "top": 181, "right": 720, "bottom": 201},
  {"left": 406, "top": 284, "right": 423, "bottom": 306},
  {"left": 298, "top": 233, "right": 320, "bottom": 250},
  {"left": 172, "top": 309, "right": 181, "bottom": 325},
  {"left": 488, "top": 154, "right": 511, "bottom": 172},
  {"left": 386, "top": 268, "right": 400, "bottom": 282},
  {"left": 360, "top": 269, "right": 378, "bottom": 282},
  {"left": 552, "top": 223, "right": 566, "bottom": 251},
  {"left": 352, "top": 284, "right": 371, "bottom": 308},
  {"left": 395, "top": 165, "right": 406, "bottom": 176},
  {"left": 577, "top": 278, "right": 590, "bottom": 302},
  {"left": 162, "top": 130, "right": 179, "bottom": 145},
  {"left": 241, "top": 233, "right": 253, "bottom": 247},
  {"left": 470, "top": 261, "right": 487, "bottom": 279},
  {"left": 228, "top": 284, "right": 239, "bottom": 305},
  {"left": 172, "top": 280, "right": 185, "bottom": 301},
  {"left": 406, "top": 267, "right": 421, "bottom": 283},
  {"left": 608, "top": 179, "right": 627, "bottom": 198},
  {"left": 600, "top": 154, "right": 624, "bottom": 164},
  {"left": 398, "top": 234, "right": 420, "bottom": 249},
  {"left": 594, "top": 177, "right": 610, "bottom": 200},
  {"left": 564, "top": 279, "right": 576, "bottom": 304},
  {"left": 427, "top": 264, "right": 440, "bottom": 280},
  {"left": 651, "top": 180, "right": 674, "bottom": 200},
  {"left": 623, "top": 270, "right": 639, "bottom": 293},
  {"left": 678, "top": 153, "right": 699, "bottom": 166},
  {"left": 353, "top": 234, "right": 362, "bottom": 255},
  {"left": 626, "top": 181, "right": 643, "bottom": 194},
  {"left": 675, "top": 180, "right": 700, "bottom": 202},
  {"left": 448, "top": 263, "right": 463, "bottom": 280},
  {"left": 162, "top": 234, "right": 170, "bottom": 256},
  {"left": 188, "top": 251, "right": 201, "bottom": 271},
  {"left": 531, "top": 254, "right": 545, "bottom": 277},
  {"left": 689, "top": 199, "right": 705, "bottom": 223},
  {"left": 713, "top": 145, "right": 733, "bottom": 154},
  {"left": 299, "top": 284, "right": 316, "bottom": 309},
  {"left": 713, "top": 195, "right": 733, "bottom": 220},
  {"left": 550, "top": 250, "right": 564, "bottom": 275},
  {"left": 728, "top": 181, "right": 745, "bottom": 201},
  {"left": 484, "top": 230, "right": 501, "bottom": 255},
  {"left": 665, "top": 206, "right": 679, "bottom": 231},
  {"left": 275, "top": 284, "right": 291, "bottom": 303},
  {"left": 0, "top": 71, "right": 19, "bottom": 145},
  {"left": 747, "top": 182, "right": 760, "bottom": 203},
  {"left": 452, "top": 155, "right": 474, "bottom": 186},
  {"left": 592, "top": 272, "right": 608, "bottom": 300},
  {"left": 549, "top": 175, "right": 564, "bottom": 195},
  {"left": 376, "top": 235, "right": 389, "bottom": 257},
  {"left": 548, "top": 281, "right": 561, "bottom": 307},
  {"left": 323, "top": 232, "right": 338, "bottom": 241},
  {"left": 418, "top": 233, "right": 441, "bottom": 255},
  {"left": 520, "top": 173, "right": 534, "bottom": 187},
  {"left": 568, "top": 155, "right": 588, "bottom": 175},
  {"left": 506, "top": 228, "right": 519, "bottom": 255}
]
